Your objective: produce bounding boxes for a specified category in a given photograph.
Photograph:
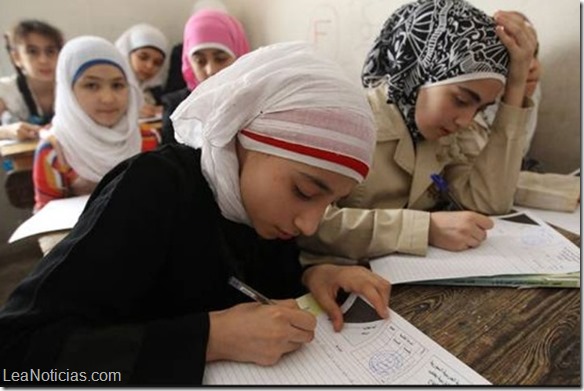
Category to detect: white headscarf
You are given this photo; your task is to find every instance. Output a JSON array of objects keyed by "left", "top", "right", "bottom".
[
  {"left": 115, "top": 23, "right": 170, "bottom": 91},
  {"left": 171, "top": 41, "right": 376, "bottom": 225},
  {"left": 52, "top": 36, "right": 142, "bottom": 183}
]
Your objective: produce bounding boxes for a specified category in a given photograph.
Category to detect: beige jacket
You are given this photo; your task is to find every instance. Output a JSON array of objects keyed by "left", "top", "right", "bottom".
[{"left": 299, "top": 85, "right": 533, "bottom": 262}]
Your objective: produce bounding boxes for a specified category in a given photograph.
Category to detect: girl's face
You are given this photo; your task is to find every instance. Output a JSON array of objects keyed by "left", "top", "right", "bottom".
[
  {"left": 12, "top": 32, "right": 59, "bottom": 82},
  {"left": 237, "top": 143, "right": 356, "bottom": 240},
  {"left": 73, "top": 64, "right": 129, "bottom": 127},
  {"left": 129, "top": 47, "right": 165, "bottom": 82},
  {"left": 414, "top": 79, "right": 504, "bottom": 140},
  {"left": 189, "top": 48, "right": 235, "bottom": 83}
]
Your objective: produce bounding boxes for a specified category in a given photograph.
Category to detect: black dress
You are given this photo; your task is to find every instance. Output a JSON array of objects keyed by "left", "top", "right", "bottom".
[
  {"left": 160, "top": 87, "right": 190, "bottom": 145},
  {"left": 0, "top": 144, "right": 305, "bottom": 385}
]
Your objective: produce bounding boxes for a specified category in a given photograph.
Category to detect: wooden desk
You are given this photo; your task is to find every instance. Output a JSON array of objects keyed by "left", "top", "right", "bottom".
[
  {"left": 389, "top": 231, "right": 580, "bottom": 385},
  {"left": 0, "top": 140, "right": 38, "bottom": 208},
  {"left": 0, "top": 140, "right": 38, "bottom": 171}
]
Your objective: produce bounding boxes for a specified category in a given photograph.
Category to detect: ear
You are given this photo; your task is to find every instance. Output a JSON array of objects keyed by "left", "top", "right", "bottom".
[{"left": 10, "top": 47, "right": 23, "bottom": 69}]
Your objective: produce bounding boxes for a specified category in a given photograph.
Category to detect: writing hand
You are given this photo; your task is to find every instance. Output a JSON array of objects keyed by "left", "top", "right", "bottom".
[
  {"left": 207, "top": 300, "right": 316, "bottom": 365},
  {"left": 302, "top": 264, "right": 390, "bottom": 333},
  {"left": 139, "top": 103, "right": 162, "bottom": 118},
  {"left": 5, "top": 122, "right": 41, "bottom": 141},
  {"left": 429, "top": 211, "right": 494, "bottom": 251}
]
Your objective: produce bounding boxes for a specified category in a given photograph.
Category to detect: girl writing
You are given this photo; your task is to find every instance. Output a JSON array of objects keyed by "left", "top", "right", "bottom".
[{"left": 0, "top": 42, "right": 390, "bottom": 385}]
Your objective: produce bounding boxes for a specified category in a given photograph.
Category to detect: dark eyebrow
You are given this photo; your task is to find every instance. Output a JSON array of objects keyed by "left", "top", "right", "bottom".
[
  {"left": 458, "top": 86, "right": 495, "bottom": 107},
  {"left": 299, "top": 172, "right": 333, "bottom": 195},
  {"left": 80, "top": 75, "right": 125, "bottom": 82}
]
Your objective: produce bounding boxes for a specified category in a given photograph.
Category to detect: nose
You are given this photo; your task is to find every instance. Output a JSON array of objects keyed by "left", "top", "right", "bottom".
[
  {"left": 293, "top": 205, "right": 325, "bottom": 237},
  {"left": 454, "top": 108, "right": 476, "bottom": 129},
  {"left": 99, "top": 87, "right": 115, "bottom": 103},
  {"left": 37, "top": 51, "right": 51, "bottom": 64},
  {"left": 205, "top": 61, "right": 222, "bottom": 78}
]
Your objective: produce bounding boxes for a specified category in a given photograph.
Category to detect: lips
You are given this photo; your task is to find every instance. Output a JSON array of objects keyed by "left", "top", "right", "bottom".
[{"left": 277, "top": 228, "right": 296, "bottom": 240}]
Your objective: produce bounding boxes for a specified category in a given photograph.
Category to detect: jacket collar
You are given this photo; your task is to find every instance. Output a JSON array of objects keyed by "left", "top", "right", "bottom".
[{"left": 366, "top": 85, "right": 445, "bottom": 207}]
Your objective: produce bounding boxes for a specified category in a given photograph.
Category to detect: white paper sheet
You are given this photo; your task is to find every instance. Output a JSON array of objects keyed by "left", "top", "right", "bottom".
[
  {"left": 370, "top": 211, "right": 580, "bottom": 285},
  {"left": 513, "top": 204, "right": 580, "bottom": 235},
  {"left": 203, "top": 294, "right": 489, "bottom": 385},
  {"left": 8, "top": 195, "right": 89, "bottom": 243}
]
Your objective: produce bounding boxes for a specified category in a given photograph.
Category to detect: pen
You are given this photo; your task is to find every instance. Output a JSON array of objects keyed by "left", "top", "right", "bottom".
[
  {"left": 430, "top": 173, "right": 464, "bottom": 211},
  {"left": 228, "top": 276, "right": 275, "bottom": 305}
]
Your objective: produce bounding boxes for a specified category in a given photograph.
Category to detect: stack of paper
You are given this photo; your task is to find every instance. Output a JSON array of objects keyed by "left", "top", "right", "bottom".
[{"left": 8, "top": 195, "right": 89, "bottom": 243}]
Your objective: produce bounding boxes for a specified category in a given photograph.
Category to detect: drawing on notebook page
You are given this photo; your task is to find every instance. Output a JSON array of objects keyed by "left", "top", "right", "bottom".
[{"left": 203, "top": 294, "right": 490, "bottom": 385}]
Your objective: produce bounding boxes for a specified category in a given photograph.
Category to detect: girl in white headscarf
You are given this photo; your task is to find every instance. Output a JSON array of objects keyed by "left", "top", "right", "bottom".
[
  {"left": 115, "top": 23, "right": 169, "bottom": 118},
  {"left": 32, "top": 35, "right": 142, "bottom": 212},
  {"left": 1, "top": 42, "right": 390, "bottom": 385}
]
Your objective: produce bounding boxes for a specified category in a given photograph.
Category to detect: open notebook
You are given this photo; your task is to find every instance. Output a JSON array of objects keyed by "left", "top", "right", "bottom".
[
  {"left": 370, "top": 210, "right": 580, "bottom": 288},
  {"left": 204, "top": 294, "right": 489, "bottom": 385}
]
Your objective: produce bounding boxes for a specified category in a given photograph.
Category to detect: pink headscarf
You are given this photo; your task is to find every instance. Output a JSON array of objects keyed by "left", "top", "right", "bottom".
[{"left": 181, "top": 9, "right": 250, "bottom": 90}]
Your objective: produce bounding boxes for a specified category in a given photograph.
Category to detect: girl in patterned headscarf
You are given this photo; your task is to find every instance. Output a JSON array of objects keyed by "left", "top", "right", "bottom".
[{"left": 299, "top": 0, "right": 538, "bottom": 263}]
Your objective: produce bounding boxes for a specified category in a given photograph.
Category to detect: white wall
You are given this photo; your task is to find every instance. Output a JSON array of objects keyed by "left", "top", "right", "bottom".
[
  {"left": 223, "top": 0, "right": 581, "bottom": 174},
  {"left": 0, "top": 0, "right": 580, "bottom": 168}
]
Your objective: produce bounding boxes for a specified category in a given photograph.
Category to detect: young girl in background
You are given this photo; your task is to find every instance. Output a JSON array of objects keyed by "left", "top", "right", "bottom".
[
  {"left": 161, "top": 8, "right": 250, "bottom": 144},
  {"left": 300, "top": 0, "right": 538, "bottom": 263},
  {"left": 0, "top": 42, "right": 390, "bottom": 385},
  {"left": 32, "top": 36, "right": 143, "bottom": 212},
  {"left": 115, "top": 23, "right": 169, "bottom": 118},
  {"left": 0, "top": 20, "right": 64, "bottom": 140}
]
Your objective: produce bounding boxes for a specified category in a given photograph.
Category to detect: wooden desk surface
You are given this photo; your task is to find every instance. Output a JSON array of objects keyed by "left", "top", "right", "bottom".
[
  {"left": 0, "top": 139, "right": 38, "bottom": 157},
  {"left": 390, "top": 231, "right": 581, "bottom": 385},
  {"left": 0, "top": 140, "right": 38, "bottom": 171}
]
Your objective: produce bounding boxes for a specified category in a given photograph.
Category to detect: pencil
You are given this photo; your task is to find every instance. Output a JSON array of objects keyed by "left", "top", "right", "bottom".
[{"left": 228, "top": 276, "right": 275, "bottom": 305}]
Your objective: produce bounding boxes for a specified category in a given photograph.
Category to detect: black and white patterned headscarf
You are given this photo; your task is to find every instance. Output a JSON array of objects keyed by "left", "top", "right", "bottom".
[{"left": 362, "top": 0, "right": 510, "bottom": 142}]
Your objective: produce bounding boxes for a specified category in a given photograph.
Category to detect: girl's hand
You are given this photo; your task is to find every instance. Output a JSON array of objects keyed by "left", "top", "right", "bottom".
[
  {"left": 139, "top": 103, "right": 162, "bottom": 118},
  {"left": 429, "top": 211, "right": 494, "bottom": 251},
  {"left": 525, "top": 57, "right": 541, "bottom": 98},
  {"left": 493, "top": 11, "right": 538, "bottom": 107},
  {"left": 4, "top": 122, "right": 41, "bottom": 141},
  {"left": 302, "top": 264, "right": 390, "bottom": 332},
  {"left": 207, "top": 300, "right": 316, "bottom": 365}
]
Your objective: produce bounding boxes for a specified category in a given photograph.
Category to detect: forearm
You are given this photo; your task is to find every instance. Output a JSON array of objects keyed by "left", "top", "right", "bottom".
[
  {"left": 0, "top": 124, "right": 16, "bottom": 140},
  {"left": 298, "top": 205, "right": 431, "bottom": 260},
  {"left": 447, "top": 102, "right": 533, "bottom": 214}
]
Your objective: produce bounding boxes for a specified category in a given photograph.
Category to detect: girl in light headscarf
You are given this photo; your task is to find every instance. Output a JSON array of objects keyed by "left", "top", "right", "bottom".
[
  {"left": 32, "top": 36, "right": 142, "bottom": 212},
  {"left": 300, "top": 0, "right": 538, "bottom": 262},
  {"left": 115, "top": 23, "right": 170, "bottom": 118},
  {"left": 1, "top": 42, "right": 390, "bottom": 385},
  {"left": 161, "top": 9, "right": 250, "bottom": 144}
]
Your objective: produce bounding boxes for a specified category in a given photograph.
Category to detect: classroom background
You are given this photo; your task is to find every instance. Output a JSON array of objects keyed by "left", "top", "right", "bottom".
[{"left": 0, "top": 0, "right": 580, "bottom": 248}]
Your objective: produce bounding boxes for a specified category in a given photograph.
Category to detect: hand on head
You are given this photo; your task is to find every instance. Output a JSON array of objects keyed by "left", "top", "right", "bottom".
[
  {"left": 493, "top": 10, "right": 539, "bottom": 104},
  {"left": 302, "top": 264, "right": 390, "bottom": 332},
  {"left": 429, "top": 211, "right": 494, "bottom": 251}
]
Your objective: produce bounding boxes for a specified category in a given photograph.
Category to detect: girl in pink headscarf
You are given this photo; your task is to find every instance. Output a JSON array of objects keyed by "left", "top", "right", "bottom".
[{"left": 161, "top": 9, "right": 250, "bottom": 144}]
